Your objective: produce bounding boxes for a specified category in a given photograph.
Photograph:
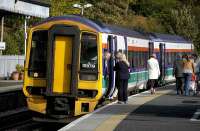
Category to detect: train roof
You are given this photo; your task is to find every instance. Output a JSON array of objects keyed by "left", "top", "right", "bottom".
[
  {"left": 149, "top": 33, "right": 192, "bottom": 44},
  {"left": 35, "top": 15, "right": 148, "bottom": 39},
  {"left": 35, "top": 15, "right": 192, "bottom": 44},
  {"left": 98, "top": 23, "right": 148, "bottom": 39}
]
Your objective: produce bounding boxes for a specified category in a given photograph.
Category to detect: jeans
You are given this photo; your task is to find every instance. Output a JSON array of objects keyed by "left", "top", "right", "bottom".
[{"left": 183, "top": 73, "right": 192, "bottom": 96}]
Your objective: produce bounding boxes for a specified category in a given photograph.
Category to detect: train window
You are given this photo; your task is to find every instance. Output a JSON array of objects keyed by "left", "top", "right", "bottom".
[
  {"left": 168, "top": 52, "right": 173, "bottom": 67},
  {"left": 172, "top": 52, "right": 176, "bottom": 63},
  {"left": 128, "top": 52, "right": 132, "bottom": 69},
  {"left": 141, "top": 52, "right": 143, "bottom": 67},
  {"left": 28, "top": 30, "right": 48, "bottom": 78},
  {"left": 80, "top": 32, "right": 98, "bottom": 81},
  {"left": 166, "top": 52, "right": 169, "bottom": 65},
  {"left": 144, "top": 52, "right": 148, "bottom": 68},
  {"left": 133, "top": 52, "right": 138, "bottom": 69},
  {"left": 138, "top": 52, "right": 142, "bottom": 67},
  {"left": 137, "top": 52, "right": 140, "bottom": 68}
]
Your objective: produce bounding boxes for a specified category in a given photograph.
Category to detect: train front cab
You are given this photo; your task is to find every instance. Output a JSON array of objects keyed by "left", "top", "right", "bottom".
[{"left": 23, "top": 21, "right": 103, "bottom": 118}]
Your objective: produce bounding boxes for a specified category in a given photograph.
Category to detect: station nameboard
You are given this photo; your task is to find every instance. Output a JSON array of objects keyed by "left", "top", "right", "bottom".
[{"left": 0, "top": 0, "right": 49, "bottom": 18}]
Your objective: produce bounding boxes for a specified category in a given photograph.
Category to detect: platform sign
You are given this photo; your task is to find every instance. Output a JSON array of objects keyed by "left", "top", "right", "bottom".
[{"left": 0, "top": 42, "right": 6, "bottom": 50}]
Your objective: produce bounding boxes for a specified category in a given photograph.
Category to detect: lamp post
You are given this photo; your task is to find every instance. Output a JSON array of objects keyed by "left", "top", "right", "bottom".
[
  {"left": 24, "top": 16, "right": 30, "bottom": 56},
  {"left": 73, "top": 3, "right": 93, "bottom": 16},
  {"left": 0, "top": 16, "right": 4, "bottom": 55}
]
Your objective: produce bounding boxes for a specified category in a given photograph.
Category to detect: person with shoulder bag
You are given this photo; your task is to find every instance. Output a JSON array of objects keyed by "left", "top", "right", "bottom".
[
  {"left": 183, "top": 55, "right": 195, "bottom": 96},
  {"left": 192, "top": 54, "right": 200, "bottom": 90}
]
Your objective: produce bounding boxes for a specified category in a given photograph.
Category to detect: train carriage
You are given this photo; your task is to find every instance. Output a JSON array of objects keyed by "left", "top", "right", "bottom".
[
  {"left": 149, "top": 33, "right": 193, "bottom": 84},
  {"left": 23, "top": 15, "right": 193, "bottom": 118}
]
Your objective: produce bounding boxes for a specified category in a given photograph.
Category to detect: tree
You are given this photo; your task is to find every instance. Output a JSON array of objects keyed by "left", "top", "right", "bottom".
[
  {"left": 131, "top": 0, "right": 179, "bottom": 17},
  {"left": 161, "top": 6, "right": 199, "bottom": 52},
  {"left": 174, "top": 7, "right": 197, "bottom": 40},
  {"left": 2, "top": 15, "right": 25, "bottom": 55},
  {"left": 50, "top": 0, "right": 81, "bottom": 16}
]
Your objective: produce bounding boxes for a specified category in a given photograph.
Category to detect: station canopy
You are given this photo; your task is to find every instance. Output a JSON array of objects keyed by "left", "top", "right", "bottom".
[{"left": 0, "top": 0, "right": 50, "bottom": 18}]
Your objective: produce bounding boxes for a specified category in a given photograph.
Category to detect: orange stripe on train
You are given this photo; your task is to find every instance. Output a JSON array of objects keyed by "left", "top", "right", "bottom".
[{"left": 102, "top": 43, "right": 192, "bottom": 52}]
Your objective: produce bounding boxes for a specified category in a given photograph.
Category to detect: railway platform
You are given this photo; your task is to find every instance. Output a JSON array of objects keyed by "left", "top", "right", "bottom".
[
  {"left": 0, "top": 80, "right": 25, "bottom": 120},
  {"left": 59, "top": 84, "right": 200, "bottom": 131},
  {"left": 0, "top": 80, "right": 22, "bottom": 93}
]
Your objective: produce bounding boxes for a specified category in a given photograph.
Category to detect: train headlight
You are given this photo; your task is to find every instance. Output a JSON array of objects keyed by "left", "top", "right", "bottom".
[
  {"left": 26, "top": 86, "right": 46, "bottom": 96},
  {"left": 78, "top": 89, "right": 98, "bottom": 98},
  {"left": 79, "top": 73, "right": 98, "bottom": 81}
]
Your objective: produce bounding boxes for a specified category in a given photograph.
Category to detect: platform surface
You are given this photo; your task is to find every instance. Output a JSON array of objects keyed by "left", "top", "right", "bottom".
[
  {"left": 0, "top": 80, "right": 22, "bottom": 93},
  {"left": 59, "top": 84, "right": 200, "bottom": 131}
]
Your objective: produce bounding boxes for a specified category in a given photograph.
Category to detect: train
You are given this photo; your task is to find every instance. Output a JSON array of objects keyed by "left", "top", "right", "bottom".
[{"left": 23, "top": 15, "right": 193, "bottom": 118}]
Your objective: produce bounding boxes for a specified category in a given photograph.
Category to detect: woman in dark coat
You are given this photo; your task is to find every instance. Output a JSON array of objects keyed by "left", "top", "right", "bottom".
[{"left": 114, "top": 53, "right": 130, "bottom": 104}]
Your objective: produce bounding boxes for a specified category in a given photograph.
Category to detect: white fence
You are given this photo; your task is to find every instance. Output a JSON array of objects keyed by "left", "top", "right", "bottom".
[{"left": 0, "top": 55, "right": 25, "bottom": 78}]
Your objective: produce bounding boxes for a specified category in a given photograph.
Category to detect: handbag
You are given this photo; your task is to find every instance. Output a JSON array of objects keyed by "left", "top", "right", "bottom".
[
  {"left": 189, "top": 81, "right": 196, "bottom": 91},
  {"left": 192, "top": 73, "right": 196, "bottom": 81}
]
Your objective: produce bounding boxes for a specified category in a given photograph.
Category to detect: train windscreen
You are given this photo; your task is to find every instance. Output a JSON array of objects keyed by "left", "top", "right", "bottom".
[
  {"left": 28, "top": 30, "right": 48, "bottom": 78},
  {"left": 80, "top": 32, "right": 98, "bottom": 81}
]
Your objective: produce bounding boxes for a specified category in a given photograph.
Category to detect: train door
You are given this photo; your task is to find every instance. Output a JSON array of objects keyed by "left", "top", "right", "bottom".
[
  {"left": 149, "top": 41, "right": 154, "bottom": 58},
  {"left": 159, "top": 43, "right": 166, "bottom": 85},
  {"left": 106, "top": 35, "right": 116, "bottom": 98},
  {"left": 53, "top": 36, "right": 72, "bottom": 93},
  {"left": 46, "top": 25, "right": 80, "bottom": 116},
  {"left": 105, "top": 35, "right": 127, "bottom": 98}
]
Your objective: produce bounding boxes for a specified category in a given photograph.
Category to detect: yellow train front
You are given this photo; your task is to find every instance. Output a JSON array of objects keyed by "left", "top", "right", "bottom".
[{"left": 23, "top": 16, "right": 104, "bottom": 118}]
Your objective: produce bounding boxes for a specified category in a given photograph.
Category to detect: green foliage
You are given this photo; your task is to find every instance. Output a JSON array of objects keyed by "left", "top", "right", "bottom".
[
  {"left": 2, "top": 15, "right": 25, "bottom": 55},
  {"left": 84, "top": 1, "right": 124, "bottom": 25},
  {"left": 171, "top": 7, "right": 198, "bottom": 40},
  {"left": 131, "top": 0, "right": 179, "bottom": 17},
  {"left": 83, "top": 0, "right": 166, "bottom": 33},
  {"left": 16, "top": 64, "right": 23, "bottom": 73},
  {"left": 160, "top": 6, "right": 199, "bottom": 53},
  {"left": 3, "top": 26, "right": 24, "bottom": 55},
  {"left": 3, "top": 31, "right": 19, "bottom": 55},
  {"left": 50, "top": 0, "right": 81, "bottom": 16}
]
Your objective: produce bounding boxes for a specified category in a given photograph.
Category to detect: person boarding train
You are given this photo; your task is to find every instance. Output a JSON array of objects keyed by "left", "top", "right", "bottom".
[{"left": 114, "top": 53, "right": 130, "bottom": 104}]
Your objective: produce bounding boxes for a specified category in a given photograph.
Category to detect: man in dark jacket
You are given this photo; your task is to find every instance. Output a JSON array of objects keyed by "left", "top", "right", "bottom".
[{"left": 173, "top": 54, "right": 184, "bottom": 95}]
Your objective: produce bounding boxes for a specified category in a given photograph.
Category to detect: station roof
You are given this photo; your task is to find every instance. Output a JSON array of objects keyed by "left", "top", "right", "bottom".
[{"left": 0, "top": 0, "right": 50, "bottom": 18}]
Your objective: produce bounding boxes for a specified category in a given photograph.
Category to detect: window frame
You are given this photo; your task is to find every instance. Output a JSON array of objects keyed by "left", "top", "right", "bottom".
[
  {"left": 27, "top": 29, "right": 48, "bottom": 78},
  {"left": 79, "top": 31, "right": 99, "bottom": 81}
]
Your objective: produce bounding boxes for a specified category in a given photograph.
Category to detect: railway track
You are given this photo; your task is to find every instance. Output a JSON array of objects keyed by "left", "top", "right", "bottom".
[
  {"left": 0, "top": 108, "right": 66, "bottom": 131},
  {"left": 0, "top": 88, "right": 68, "bottom": 131}
]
